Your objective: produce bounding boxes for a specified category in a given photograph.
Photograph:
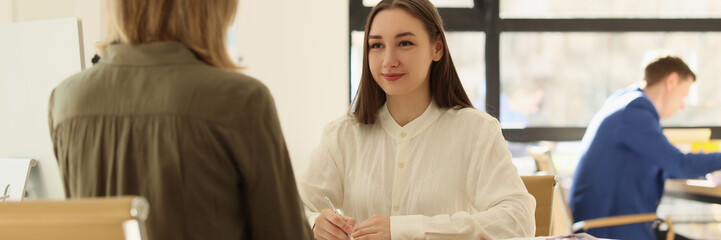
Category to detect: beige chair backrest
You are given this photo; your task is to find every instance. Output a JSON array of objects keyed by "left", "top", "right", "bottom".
[
  {"left": 528, "top": 146, "right": 555, "bottom": 174},
  {"left": 0, "top": 196, "right": 150, "bottom": 240},
  {"left": 521, "top": 175, "right": 556, "bottom": 236},
  {"left": 527, "top": 146, "right": 574, "bottom": 236}
]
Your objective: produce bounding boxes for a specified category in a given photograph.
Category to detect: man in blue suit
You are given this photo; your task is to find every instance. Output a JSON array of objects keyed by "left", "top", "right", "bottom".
[{"left": 570, "top": 56, "right": 721, "bottom": 240}]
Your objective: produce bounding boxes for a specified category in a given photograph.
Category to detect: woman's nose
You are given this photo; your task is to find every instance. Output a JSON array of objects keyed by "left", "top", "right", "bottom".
[{"left": 382, "top": 48, "right": 399, "bottom": 68}]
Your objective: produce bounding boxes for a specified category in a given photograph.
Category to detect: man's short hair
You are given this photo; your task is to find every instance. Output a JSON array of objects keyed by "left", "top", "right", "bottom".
[{"left": 644, "top": 56, "right": 696, "bottom": 87}]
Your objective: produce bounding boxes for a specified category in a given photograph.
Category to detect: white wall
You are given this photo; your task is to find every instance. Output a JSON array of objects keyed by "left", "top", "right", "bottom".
[
  {"left": 236, "top": 0, "right": 350, "bottom": 177},
  {"left": 8, "top": 0, "right": 103, "bottom": 68}
]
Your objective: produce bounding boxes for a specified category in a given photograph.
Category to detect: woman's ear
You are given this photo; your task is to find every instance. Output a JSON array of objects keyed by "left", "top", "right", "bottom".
[{"left": 432, "top": 36, "right": 443, "bottom": 62}]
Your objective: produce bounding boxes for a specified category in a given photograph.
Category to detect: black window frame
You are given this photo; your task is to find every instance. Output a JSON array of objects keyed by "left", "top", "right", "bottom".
[{"left": 349, "top": 0, "right": 721, "bottom": 141}]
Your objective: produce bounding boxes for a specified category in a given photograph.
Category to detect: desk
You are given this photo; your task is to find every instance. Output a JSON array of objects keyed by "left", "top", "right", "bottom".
[
  {"left": 664, "top": 179, "right": 721, "bottom": 204},
  {"left": 661, "top": 179, "right": 721, "bottom": 239}
]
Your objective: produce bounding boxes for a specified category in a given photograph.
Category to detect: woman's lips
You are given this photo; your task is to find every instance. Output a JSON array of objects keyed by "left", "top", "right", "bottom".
[{"left": 382, "top": 73, "right": 405, "bottom": 81}]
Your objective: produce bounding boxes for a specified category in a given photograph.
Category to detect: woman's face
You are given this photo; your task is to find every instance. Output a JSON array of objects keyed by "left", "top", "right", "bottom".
[{"left": 367, "top": 8, "right": 443, "bottom": 98}]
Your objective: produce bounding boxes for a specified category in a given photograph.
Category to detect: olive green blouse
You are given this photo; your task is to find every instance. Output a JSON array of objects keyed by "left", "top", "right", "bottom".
[{"left": 48, "top": 42, "right": 312, "bottom": 239}]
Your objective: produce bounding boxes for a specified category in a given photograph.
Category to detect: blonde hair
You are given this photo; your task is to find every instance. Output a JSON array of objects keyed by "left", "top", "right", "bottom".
[{"left": 98, "top": 0, "right": 239, "bottom": 70}]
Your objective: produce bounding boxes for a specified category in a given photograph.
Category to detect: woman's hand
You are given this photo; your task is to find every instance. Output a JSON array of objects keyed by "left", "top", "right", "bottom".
[
  {"left": 352, "top": 214, "right": 390, "bottom": 240},
  {"left": 314, "top": 209, "right": 356, "bottom": 240}
]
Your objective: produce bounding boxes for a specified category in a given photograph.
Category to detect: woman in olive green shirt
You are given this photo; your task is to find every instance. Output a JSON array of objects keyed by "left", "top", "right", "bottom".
[{"left": 48, "top": 0, "right": 312, "bottom": 239}]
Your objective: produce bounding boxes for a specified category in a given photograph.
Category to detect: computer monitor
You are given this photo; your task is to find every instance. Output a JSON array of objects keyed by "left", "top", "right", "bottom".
[{"left": 0, "top": 17, "right": 85, "bottom": 199}]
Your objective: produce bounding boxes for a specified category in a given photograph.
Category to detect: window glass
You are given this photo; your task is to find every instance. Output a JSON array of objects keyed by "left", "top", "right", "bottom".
[{"left": 501, "top": 32, "right": 721, "bottom": 128}]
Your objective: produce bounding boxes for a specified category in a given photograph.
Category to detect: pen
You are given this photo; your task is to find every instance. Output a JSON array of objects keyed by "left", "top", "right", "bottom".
[{"left": 324, "top": 195, "right": 354, "bottom": 240}]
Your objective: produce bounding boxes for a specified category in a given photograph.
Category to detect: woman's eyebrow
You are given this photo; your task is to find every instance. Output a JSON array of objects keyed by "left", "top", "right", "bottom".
[{"left": 368, "top": 32, "right": 417, "bottom": 39}]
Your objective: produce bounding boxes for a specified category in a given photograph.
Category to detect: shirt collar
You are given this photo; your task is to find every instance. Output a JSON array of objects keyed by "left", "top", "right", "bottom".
[
  {"left": 379, "top": 100, "right": 444, "bottom": 141},
  {"left": 100, "top": 41, "right": 201, "bottom": 66}
]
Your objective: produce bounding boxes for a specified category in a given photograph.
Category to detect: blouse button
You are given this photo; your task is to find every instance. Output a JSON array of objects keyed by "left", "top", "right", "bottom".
[
  {"left": 398, "top": 162, "right": 405, "bottom": 169},
  {"left": 400, "top": 131, "right": 406, "bottom": 138},
  {"left": 393, "top": 205, "right": 400, "bottom": 211}
]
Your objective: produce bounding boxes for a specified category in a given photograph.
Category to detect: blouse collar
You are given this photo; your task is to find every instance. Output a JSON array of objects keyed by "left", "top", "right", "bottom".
[{"left": 379, "top": 100, "right": 443, "bottom": 141}]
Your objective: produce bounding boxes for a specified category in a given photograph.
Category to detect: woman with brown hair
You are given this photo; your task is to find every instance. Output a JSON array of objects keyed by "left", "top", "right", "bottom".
[
  {"left": 300, "top": 0, "right": 535, "bottom": 239},
  {"left": 48, "top": 0, "right": 312, "bottom": 239}
]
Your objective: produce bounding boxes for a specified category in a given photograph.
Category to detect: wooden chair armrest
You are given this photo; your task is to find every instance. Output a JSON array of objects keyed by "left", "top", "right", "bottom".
[{"left": 572, "top": 213, "right": 658, "bottom": 232}]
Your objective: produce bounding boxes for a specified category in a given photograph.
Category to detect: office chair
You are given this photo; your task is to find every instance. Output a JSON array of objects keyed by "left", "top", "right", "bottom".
[{"left": 0, "top": 196, "right": 150, "bottom": 240}]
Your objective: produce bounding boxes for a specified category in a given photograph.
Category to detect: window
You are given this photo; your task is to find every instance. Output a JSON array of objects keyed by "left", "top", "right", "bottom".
[
  {"left": 448, "top": 33, "right": 486, "bottom": 111},
  {"left": 501, "top": 32, "right": 721, "bottom": 128}
]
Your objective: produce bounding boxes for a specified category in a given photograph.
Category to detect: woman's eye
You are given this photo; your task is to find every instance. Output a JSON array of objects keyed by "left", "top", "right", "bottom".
[
  {"left": 399, "top": 41, "right": 414, "bottom": 46},
  {"left": 370, "top": 43, "right": 382, "bottom": 49}
]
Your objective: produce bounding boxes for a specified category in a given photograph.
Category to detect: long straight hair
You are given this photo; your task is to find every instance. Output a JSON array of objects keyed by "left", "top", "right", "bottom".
[
  {"left": 97, "top": 0, "right": 239, "bottom": 70},
  {"left": 351, "top": 0, "right": 473, "bottom": 124}
]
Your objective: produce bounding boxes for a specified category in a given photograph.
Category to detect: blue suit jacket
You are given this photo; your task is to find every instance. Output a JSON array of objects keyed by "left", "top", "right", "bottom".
[{"left": 569, "top": 87, "right": 721, "bottom": 239}]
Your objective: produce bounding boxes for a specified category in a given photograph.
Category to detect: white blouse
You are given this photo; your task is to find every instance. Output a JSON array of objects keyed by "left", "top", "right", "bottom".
[{"left": 300, "top": 101, "right": 536, "bottom": 239}]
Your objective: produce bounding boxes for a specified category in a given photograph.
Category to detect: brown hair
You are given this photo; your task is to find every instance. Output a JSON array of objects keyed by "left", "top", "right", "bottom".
[
  {"left": 98, "top": 0, "right": 239, "bottom": 70},
  {"left": 644, "top": 56, "right": 696, "bottom": 87},
  {"left": 351, "top": 0, "right": 473, "bottom": 124}
]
